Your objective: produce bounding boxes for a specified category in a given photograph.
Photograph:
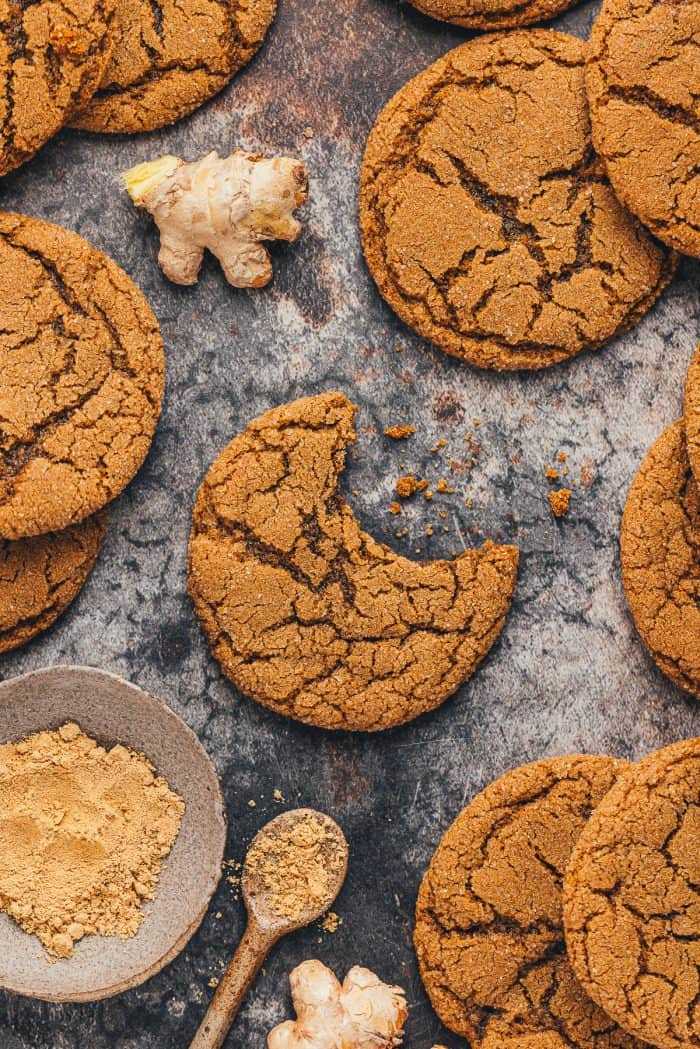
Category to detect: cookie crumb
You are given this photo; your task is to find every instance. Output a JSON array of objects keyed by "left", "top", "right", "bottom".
[
  {"left": 436, "top": 478, "right": 455, "bottom": 494},
  {"left": 320, "top": 911, "right": 342, "bottom": 933},
  {"left": 557, "top": 451, "right": 567, "bottom": 462},
  {"left": 396, "top": 474, "right": 428, "bottom": 498},
  {"left": 545, "top": 466, "right": 560, "bottom": 480},
  {"left": 389, "top": 501, "right": 401, "bottom": 515},
  {"left": 548, "top": 489, "right": 571, "bottom": 517},
  {"left": 273, "top": 789, "right": 285, "bottom": 804},
  {"left": 384, "top": 424, "right": 415, "bottom": 439}
]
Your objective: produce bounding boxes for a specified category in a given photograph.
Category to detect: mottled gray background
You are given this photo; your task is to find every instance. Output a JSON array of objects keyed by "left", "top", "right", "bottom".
[{"left": 0, "top": 0, "right": 698, "bottom": 1045}]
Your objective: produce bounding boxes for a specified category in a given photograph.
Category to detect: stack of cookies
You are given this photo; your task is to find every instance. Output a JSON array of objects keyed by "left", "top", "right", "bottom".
[
  {"left": 360, "top": 2, "right": 699, "bottom": 371},
  {"left": 0, "top": 0, "right": 277, "bottom": 176},
  {"left": 415, "top": 739, "right": 700, "bottom": 1048},
  {"left": 620, "top": 346, "right": 700, "bottom": 701},
  {"left": 0, "top": 212, "right": 164, "bottom": 653}
]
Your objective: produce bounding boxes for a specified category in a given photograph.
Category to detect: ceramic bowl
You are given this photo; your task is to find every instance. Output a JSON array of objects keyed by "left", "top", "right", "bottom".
[{"left": 0, "top": 665, "right": 227, "bottom": 1002}]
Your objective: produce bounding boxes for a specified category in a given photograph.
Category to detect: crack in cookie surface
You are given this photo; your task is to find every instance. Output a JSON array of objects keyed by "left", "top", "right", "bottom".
[
  {"left": 620, "top": 420, "right": 700, "bottom": 699},
  {"left": 0, "top": 0, "right": 115, "bottom": 175},
  {"left": 359, "top": 30, "right": 675, "bottom": 371},
  {"left": 586, "top": 0, "right": 700, "bottom": 257},
  {"left": 187, "top": 391, "right": 519, "bottom": 731},
  {"left": 70, "top": 0, "right": 276, "bottom": 132},
  {"left": 0, "top": 511, "right": 107, "bottom": 653},
  {"left": 0, "top": 212, "right": 164, "bottom": 539},
  {"left": 414, "top": 756, "right": 646, "bottom": 1047},
  {"left": 564, "top": 739, "right": 700, "bottom": 1048}
]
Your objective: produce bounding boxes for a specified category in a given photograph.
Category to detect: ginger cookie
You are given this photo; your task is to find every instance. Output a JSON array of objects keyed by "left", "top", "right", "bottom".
[
  {"left": 406, "top": 0, "right": 581, "bottom": 30},
  {"left": 0, "top": 0, "right": 115, "bottom": 176},
  {"left": 359, "top": 31, "right": 676, "bottom": 371},
  {"left": 586, "top": 0, "right": 700, "bottom": 258},
  {"left": 188, "top": 391, "right": 519, "bottom": 732},
  {"left": 564, "top": 738, "right": 700, "bottom": 1048},
  {"left": 0, "top": 212, "right": 164, "bottom": 540},
  {"left": 414, "top": 755, "right": 644, "bottom": 1048},
  {"left": 685, "top": 343, "right": 700, "bottom": 485},
  {"left": 70, "top": 0, "right": 276, "bottom": 133},
  {"left": 0, "top": 512, "right": 107, "bottom": 654},
  {"left": 620, "top": 421, "right": 700, "bottom": 699}
]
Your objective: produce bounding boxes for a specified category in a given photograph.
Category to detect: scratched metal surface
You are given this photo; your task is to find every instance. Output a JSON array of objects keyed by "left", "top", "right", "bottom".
[{"left": 0, "top": 0, "right": 698, "bottom": 1045}]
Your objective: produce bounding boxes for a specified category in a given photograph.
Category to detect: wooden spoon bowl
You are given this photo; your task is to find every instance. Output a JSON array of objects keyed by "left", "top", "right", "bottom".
[{"left": 0, "top": 665, "right": 227, "bottom": 1002}]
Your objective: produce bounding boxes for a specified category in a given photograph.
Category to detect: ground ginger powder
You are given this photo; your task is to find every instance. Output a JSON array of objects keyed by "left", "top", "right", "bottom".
[
  {"left": 246, "top": 813, "right": 343, "bottom": 923},
  {"left": 0, "top": 722, "right": 185, "bottom": 959}
]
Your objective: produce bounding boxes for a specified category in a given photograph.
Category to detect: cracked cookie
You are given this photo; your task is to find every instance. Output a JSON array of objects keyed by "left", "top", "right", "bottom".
[
  {"left": 0, "top": 0, "right": 115, "bottom": 176},
  {"left": 586, "top": 0, "right": 700, "bottom": 258},
  {"left": 0, "top": 512, "right": 106, "bottom": 654},
  {"left": 359, "top": 30, "right": 676, "bottom": 371},
  {"left": 414, "top": 755, "right": 644, "bottom": 1049},
  {"left": 685, "top": 343, "right": 700, "bottom": 485},
  {"left": 564, "top": 738, "right": 700, "bottom": 1049},
  {"left": 70, "top": 0, "right": 276, "bottom": 133},
  {"left": 0, "top": 212, "right": 164, "bottom": 539},
  {"left": 620, "top": 420, "right": 700, "bottom": 699},
  {"left": 406, "top": 0, "right": 582, "bottom": 31},
  {"left": 187, "top": 391, "right": 519, "bottom": 731}
]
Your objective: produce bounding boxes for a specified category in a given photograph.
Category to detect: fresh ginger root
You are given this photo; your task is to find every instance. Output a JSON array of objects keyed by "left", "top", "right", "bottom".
[
  {"left": 122, "top": 149, "right": 309, "bottom": 288},
  {"left": 268, "top": 960, "right": 408, "bottom": 1049}
]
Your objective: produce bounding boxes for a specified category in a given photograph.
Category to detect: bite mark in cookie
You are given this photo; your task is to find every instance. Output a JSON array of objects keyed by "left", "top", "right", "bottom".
[{"left": 188, "top": 392, "right": 519, "bottom": 731}]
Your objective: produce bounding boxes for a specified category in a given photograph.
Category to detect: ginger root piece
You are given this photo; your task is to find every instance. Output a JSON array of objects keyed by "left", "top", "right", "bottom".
[
  {"left": 268, "top": 960, "right": 408, "bottom": 1049},
  {"left": 122, "top": 150, "right": 309, "bottom": 287}
]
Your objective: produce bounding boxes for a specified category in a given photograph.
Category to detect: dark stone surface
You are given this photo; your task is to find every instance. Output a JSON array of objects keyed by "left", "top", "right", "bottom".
[{"left": 0, "top": 0, "right": 698, "bottom": 1045}]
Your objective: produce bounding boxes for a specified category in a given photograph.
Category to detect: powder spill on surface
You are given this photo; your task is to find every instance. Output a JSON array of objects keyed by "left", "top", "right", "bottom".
[
  {"left": 245, "top": 813, "right": 345, "bottom": 923},
  {"left": 0, "top": 722, "right": 184, "bottom": 959}
]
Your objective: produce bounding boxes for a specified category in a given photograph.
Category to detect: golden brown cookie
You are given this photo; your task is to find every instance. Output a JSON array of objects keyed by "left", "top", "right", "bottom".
[
  {"left": 70, "top": 0, "right": 276, "bottom": 133},
  {"left": 414, "top": 755, "right": 643, "bottom": 1048},
  {"left": 564, "top": 738, "right": 700, "bottom": 1049},
  {"left": 0, "top": 212, "right": 164, "bottom": 540},
  {"left": 620, "top": 420, "right": 700, "bottom": 699},
  {"left": 586, "top": 0, "right": 700, "bottom": 258},
  {"left": 188, "top": 391, "right": 519, "bottom": 731},
  {"left": 359, "top": 30, "right": 676, "bottom": 371},
  {"left": 685, "top": 343, "right": 700, "bottom": 484},
  {"left": 0, "top": 0, "right": 115, "bottom": 176},
  {"left": 406, "top": 0, "right": 581, "bottom": 30},
  {"left": 0, "top": 512, "right": 107, "bottom": 653}
]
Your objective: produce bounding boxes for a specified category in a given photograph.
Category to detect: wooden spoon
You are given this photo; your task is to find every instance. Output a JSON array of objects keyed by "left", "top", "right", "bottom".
[{"left": 190, "top": 808, "right": 349, "bottom": 1049}]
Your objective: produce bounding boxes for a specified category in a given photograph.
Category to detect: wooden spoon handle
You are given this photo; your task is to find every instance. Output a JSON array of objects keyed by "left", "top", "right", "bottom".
[{"left": 189, "top": 920, "right": 276, "bottom": 1049}]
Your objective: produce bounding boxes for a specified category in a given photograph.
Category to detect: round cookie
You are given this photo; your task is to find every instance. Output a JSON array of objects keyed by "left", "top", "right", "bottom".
[
  {"left": 685, "top": 343, "right": 700, "bottom": 485},
  {"left": 0, "top": 212, "right": 164, "bottom": 540},
  {"left": 414, "top": 755, "right": 644, "bottom": 1048},
  {"left": 620, "top": 420, "right": 700, "bottom": 699},
  {"left": 586, "top": 0, "right": 700, "bottom": 258},
  {"left": 564, "top": 738, "right": 700, "bottom": 1049},
  {"left": 0, "top": 0, "right": 115, "bottom": 176},
  {"left": 70, "top": 0, "right": 277, "bottom": 133},
  {"left": 188, "top": 391, "right": 519, "bottom": 731},
  {"left": 359, "top": 30, "right": 676, "bottom": 371},
  {"left": 406, "top": 0, "right": 581, "bottom": 30},
  {"left": 0, "top": 512, "right": 107, "bottom": 653}
]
